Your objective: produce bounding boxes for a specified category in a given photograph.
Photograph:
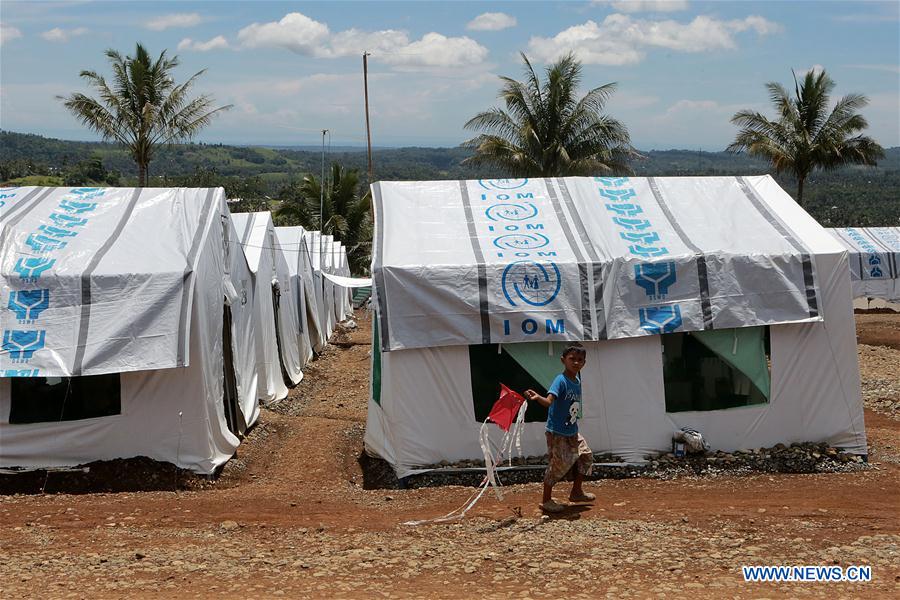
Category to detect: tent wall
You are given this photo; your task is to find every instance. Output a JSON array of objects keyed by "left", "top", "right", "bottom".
[
  {"left": 231, "top": 212, "right": 302, "bottom": 402},
  {"left": 367, "top": 250, "right": 865, "bottom": 476},
  {"left": 366, "top": 177, "right": 867, "bottom": 478},
  {"left": 1, "top": 222, "right": 239, "bottom": 474},
  {"left": 224, "top": 216, "right": 260, "bottom": 430},
  {"left": 274, "top": 227, "right": 314, "bottom": 366}
]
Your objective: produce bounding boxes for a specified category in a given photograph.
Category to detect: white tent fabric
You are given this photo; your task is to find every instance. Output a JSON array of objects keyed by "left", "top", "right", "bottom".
[
  {"left": 231, "top": 212, "right": 302, "bottom": 403},
  {"left": 365, "top": 176, "right": 866, "bottom": 478},
  {"left": 1, "top": 186, "right": 258, "bottom": 473},
  {"left": 224, "top": 214, "right": 260, "bottom": 432},
  {"left": 274, "top": 226, "right": 316, "bottom": 366},
  {"left": 828, "top": 227, "right": 900, "bottom": 301},
  {"left": 323, "top": 273, "right": 372, "bottom": 288},
  {"left": 305, "top": 231, "right": 333, "bottom": 343},
  {"left": 371, "top": 176, "right": 822, "bottom": 352}
]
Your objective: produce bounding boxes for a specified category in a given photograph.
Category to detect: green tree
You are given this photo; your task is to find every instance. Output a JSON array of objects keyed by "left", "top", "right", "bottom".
[
  {"left": 727, "top": 69, "right": 884, "bottom": 206},
  {"left": 462, "top": 52, "right": 637, "bottom": 177},
  {"left": 59, "top": 43, "right": 231, "bottom": 186},
  {"left": 274, "top": 163, "right": 372, "bottom": 274}
]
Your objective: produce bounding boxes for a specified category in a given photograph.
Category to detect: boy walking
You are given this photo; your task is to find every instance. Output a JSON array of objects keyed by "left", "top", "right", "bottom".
[{"left": 524, "top": 342, "right": 595, "bottom": 514}]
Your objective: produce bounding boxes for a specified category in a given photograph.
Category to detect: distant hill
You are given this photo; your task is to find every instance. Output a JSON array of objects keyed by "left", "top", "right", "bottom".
[{"left": 2, "top": 130, "right": 898, "bottom": 226}]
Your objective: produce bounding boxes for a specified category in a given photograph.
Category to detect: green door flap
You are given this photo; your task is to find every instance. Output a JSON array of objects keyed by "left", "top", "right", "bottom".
[
  {"left": 691, "top": 327, "right": 770, "bottom": 399},
  {"left": 502, "top": 342, "right": 560, "bottom": 390}
]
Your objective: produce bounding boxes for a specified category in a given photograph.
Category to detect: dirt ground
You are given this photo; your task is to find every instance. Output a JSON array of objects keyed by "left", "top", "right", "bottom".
[{"left": 1, "top": 311, "right": 899, "bottom": 599}]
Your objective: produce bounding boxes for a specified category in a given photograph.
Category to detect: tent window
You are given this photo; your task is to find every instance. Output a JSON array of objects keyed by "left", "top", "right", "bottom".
[
  {"left": 9, "top": 374, "right": 121, "bottom": 424},
  {"left": 662, "top": 326, "right": 771, "bottom": 413},
  {"left": 468, "top": 343, "right": 551, "bottom": 424}
]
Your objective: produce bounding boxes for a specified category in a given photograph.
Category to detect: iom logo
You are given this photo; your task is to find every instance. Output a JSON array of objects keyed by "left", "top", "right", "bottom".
[
  {"left": 501, "top": 260, "right": 561, "bottom": 307},
  {"left": 493, "top": 233, "right": 550, "bottom": 250},
  {"left": 479, "top": 178, "right": 528, "bottom": 190},
  {"left": 486, "top": 203, "right": 539, "bottom": 222},
  {"left": 639, "top": 306, "right": 683, "bottom": 334},
  {"left": 8, "top": 290, "right": 50, "bottom": 324},
  {"left": 2, "top": 330, "right": 46, "bottom": 362},
  {"left": 634, "top": 262, "right": 677, "bottom": 301},
  {"left": 14, "top": 257, "right": 56, "bottom": 281}
]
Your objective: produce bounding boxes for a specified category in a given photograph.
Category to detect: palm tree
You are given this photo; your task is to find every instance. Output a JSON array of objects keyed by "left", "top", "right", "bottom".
[
  {"left": 463, "top": 52, "right": 637, "bottom": 177},
  {"left": 727, "top": 69, "right": 884, "bottom": 206},
  {"left": 59, "top": 43, "right": 231, "bottom": 186},
  {"left": 274, "top": 163, "right": 372, "bottom": 274}
]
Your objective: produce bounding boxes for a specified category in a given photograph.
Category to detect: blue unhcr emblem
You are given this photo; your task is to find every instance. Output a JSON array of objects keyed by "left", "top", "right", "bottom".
[
  {"left": 49, "top": 212, "right": 89, "bottom": 228},
  {"left": 13, "top": 257, "right": 56, "bottom": 281},
  {"left": 634, "top": 262, "right": 677, "bottom": 300},
  {"left": 37, "top": 224, "right": 79, "bottom": 239},
  {"left": 2, "top": 330, "right": 46, "bottom": 361},
  {"left": 3, "top": 368, "right": 40, "bottom": 377},
  {"left": 59, "top": 199, "right": 98, "bottom": 214},
  {"left": 26, "top": 232, "right": 68, "bottom": 253},
  {"left": 478, "top": 178, "right": 529, "bottom": 190},
  {"left": 870, "top": 266, "right": 884, "bottom": 277},
  {"left": 492, "top": 233, "right": 550, "bottom": 250},
  {"left": 639, "top": 306, "right": 683, "bottom": 334},
  {"left": 485, "top": 203, "right": 539, "bottom": 222},
  {"left": 501, "top": 260, "right": 562, "bottom": 307},
  {"left": 8, "top": 289, "right": 50, "bottom": 324}
]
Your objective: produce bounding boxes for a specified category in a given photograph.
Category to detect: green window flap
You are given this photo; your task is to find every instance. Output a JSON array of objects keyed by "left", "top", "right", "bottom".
[
  {"left": 691, "top": 327, "right": 770, "bottom": 399},
  {"left": 502, "top": 342, "right": 560, "bottom": 390}
]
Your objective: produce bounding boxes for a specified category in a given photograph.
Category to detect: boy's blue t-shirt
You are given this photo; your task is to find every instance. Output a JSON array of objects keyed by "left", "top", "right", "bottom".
[{"left": 546, "top": 373, "right": 582, "bottom": 437}]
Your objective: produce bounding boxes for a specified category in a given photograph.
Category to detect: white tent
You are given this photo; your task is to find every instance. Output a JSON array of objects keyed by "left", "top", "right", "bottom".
[
  {"left": 231, "top": 212, "right": 302, "bottom": 402},
  {"left": 274, "top": 226, "right": 321, "bottom": 361},
  {"left": 365, "top": 176, "right": 867, "bottom": 477},
  {"left": 1, "top": 186, "right": 258, "bottom": 474},
  {"left": 828, "top": 227, "right": 900, "bottom": 301}
]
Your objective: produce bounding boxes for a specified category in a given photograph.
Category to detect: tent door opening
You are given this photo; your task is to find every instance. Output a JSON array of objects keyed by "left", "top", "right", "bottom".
[
  {"left": 271, "top": 282, "right": 293, "bottom": 387},
  {"left": 9, "top": 374, "right": 121, "bottom": 424},
  {"left": 222, "top": 303, "right": 246, "bottom": 436}
]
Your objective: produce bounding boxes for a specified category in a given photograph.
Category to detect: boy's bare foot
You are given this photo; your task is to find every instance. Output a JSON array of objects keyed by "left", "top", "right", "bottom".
[
  {"left": 569, "top": 492, "right": 596, "bottom": 503},
  {"left": 540, "top": 499, "right": 566, "bottom": 514}
]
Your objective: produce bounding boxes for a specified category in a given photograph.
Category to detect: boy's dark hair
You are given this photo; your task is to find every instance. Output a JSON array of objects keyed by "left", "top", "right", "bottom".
[{"left": 561, "top": 342, "right": 586, "bottom": 358}]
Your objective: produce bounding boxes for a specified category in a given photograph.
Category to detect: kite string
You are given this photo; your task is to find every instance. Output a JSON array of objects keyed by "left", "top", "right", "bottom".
[{"left": 403, "top": 401, "right": 529, "bottom": 527}]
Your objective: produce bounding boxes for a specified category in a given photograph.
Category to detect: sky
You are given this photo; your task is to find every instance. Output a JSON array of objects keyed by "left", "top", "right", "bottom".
[{"left": 1, "top": 0, "right": 898, "bottom": 150}]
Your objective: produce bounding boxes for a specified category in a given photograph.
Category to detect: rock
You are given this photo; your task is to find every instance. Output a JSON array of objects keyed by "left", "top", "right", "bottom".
[{"left": 220, "top": 521, "right": 239, "bottom": 531}]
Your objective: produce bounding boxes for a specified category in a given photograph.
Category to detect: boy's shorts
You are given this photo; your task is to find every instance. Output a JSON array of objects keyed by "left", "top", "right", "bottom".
[{"left": 544, "top": 431, "right": 593, "bottom": 486}]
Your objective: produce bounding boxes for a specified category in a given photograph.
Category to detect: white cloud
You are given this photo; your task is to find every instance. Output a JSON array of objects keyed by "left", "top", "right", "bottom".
[
  {"left": 592, "top": 0, "right": 689, "bottom": 12},
  {"left": 237, "top": 12, "right": 330, "bottom": 54},
  {"left": 177, "top": 36, "right": 229, "bottom": 52},
  {"left": 1, "top": 22, "right": 23, "bottom": 46},
  {"left": 528, "top": 14, "right": 782, "bottom": 65},
  {"left": 381, "top": 33, "right": 488, "bottom": 69},
  {"left": 40, "top": 26, "right": 88, "bottom": 42},
  {"left": 467, "top": 12, "right": 517, "bottom": 31},
  {"left": 235, "top": 12, "right": 488, "bottom": 70},
  {"left": 145, "top": 12, "right": 204, "bottom": 31}
]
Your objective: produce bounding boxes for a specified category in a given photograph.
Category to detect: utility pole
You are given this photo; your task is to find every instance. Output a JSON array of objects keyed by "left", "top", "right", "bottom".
[{"left": 363, "top": 52, "right": 374, "bottom": 184}]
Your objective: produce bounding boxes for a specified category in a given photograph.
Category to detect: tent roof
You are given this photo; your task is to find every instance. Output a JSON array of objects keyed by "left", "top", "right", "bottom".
[
  {"left": 372, "top": 176, "right": 837, "bottom": 351},
  {"left": 1, "top": 186, "right": 224, "bottom": 376}
]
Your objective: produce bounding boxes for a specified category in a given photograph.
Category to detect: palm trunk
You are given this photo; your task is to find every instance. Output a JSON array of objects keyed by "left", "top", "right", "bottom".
[
  {"left": 138, "top": 162, "right": 147, "bottom": 188},
  {"left": 797, "top": 176, "right": 805, "bottom": 208}
]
